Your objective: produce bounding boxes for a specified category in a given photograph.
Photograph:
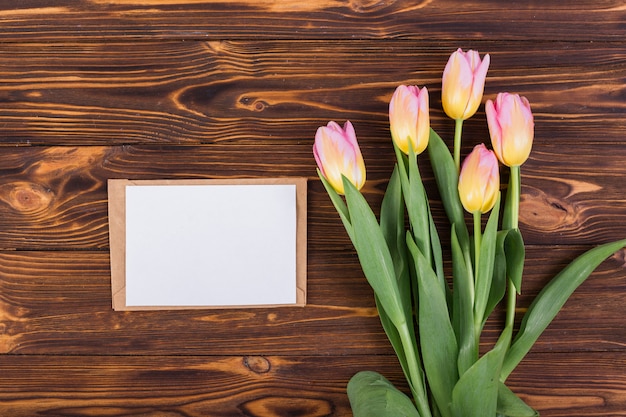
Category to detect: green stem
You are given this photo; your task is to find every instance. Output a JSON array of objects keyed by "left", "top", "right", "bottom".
[
  {"left": 453, "top": 118, "right": 463, "bottom": 172},
  {"left": 473, "top": 210, "right": 482, "bottom": 280},
  {"left": 505, "top": 280, "right": 517, "bottom": 331},
  {"left": 509, "top": 165, "right": 520, "bottom": 230},
  {"left": 472, "top": 210, "right": 482, "bottom": 343},
  {"left": 505, "top": 165, "right": 521, "bottom": 330},
  {"left": 398, "top": 322, "right": 432, "bottom": 417}
]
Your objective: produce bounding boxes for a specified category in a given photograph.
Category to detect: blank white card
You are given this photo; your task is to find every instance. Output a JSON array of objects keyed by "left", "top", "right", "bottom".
[{"left": 124, "top": 183, "right": 298, "bottom": 307}]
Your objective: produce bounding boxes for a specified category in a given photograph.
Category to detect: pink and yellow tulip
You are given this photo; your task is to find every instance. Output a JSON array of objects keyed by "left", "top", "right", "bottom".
[
  {"left": 313, "top": 120, "right": 366, "bottom": 195},
  {"left": 442, "top": 49, "right": 490, "bottom": 121},
  {"left": 389, "top": 85, "right": 430, "bottom": 155},
  {"left": 458, "top": 143, "right": 500, "bottom": 214},
  {"left": 486, "top": 92, "right": 534, "bottom": 167}
]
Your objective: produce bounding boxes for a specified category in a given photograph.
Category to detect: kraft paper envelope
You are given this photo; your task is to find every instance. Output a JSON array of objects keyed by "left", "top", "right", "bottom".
[{"left": 108, "top": 178, "right": 307, "bottom": 310}]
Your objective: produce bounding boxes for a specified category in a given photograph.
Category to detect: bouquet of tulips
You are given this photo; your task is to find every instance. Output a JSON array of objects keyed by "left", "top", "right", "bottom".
[{"left": 313, "top": 49, "right": 626, "bottom": 417}]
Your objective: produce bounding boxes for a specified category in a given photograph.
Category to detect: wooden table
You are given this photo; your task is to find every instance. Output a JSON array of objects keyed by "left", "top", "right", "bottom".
[{"left": 0, "top": 2, "right": 625, "bottom": 416}]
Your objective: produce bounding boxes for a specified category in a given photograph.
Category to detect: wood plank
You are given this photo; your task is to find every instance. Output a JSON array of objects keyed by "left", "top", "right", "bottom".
[
  {"left": 1, "top": 247, "right": 624, "bottom": 355},
  {"left": 0, "top": 352, "right": 623, "bottom": 417},
  {"left": 0, "top": 41, "right": 624, "bottom": 147},
  {"left": 0, "top": 1, "right": 623, "bottom": 41},
  {"left": 507, "top": 351, "right": 626, "bottom": 417},
  {"left": 0, "top": 143, "right": 625, "bottom": 250}
]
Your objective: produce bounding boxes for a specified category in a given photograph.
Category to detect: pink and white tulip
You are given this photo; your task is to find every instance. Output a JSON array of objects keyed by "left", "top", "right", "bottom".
[
  {"left": 458, "top": 144, "right": 500, "bottom": 214},
  {"left": 486, "top": 92, "right": 534, "bottom": 167},
  {"left": 313, "top": 120, "right": 366, "bottom": 195},
  {"left": 442, "top": 49, "right": 490, "bottom": 120},
  {"left": 389, "top": 85, "right": 430, "bottom": 155}
]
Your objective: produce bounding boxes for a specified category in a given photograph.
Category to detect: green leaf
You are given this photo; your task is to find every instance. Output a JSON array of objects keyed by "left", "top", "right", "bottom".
[
  {"left": 348, "top": 371, "right": 421, "bottom": 417},
  {"left": 343, "top": 177, "right": 405, "bottom": 329},
  {"left": 429, "top": 205, "right": 448, "bottom": 299},
  {"left": 451, "top": 224, "right": 477, "bottom": 376},
  {"left": 380, "top": 165, "right": 412, "bottom": 321},
  {"left": 407, "top": 145, "right": 431, "bottom": 261},
  {"left": 378, "top": 167, "right": 415, "bottom": 387},
  {"left": 488, "top": 228, "right": 525, "bottom": 321},
  {"left": 505, "top": 229, "right": 525, "bottom": 294},
  {"left": 502, "top": 238, "right": 626, "bottom": 380},
  {"left": 374, "top": 295, "right": 412, "bottom": 388},
  {"left": 427, "top": 128, "right": 470, "bottom": 253},
  {"left": 474, "top": 194, "right": 501, "bottom": 327},
  {"left": 317, "top": 169, "right": 353, "bottom": 243},
  {"left": 452, "top": 326, "right": 512, "bottom": 417},
  {"left": 394, "top": 143, "right": 431, "bottom": 263},
  {"left": 408, "top": 233, "right": 458, "bottom": 417},
  {"left": 487, "top": 230, "right": 511, "bottom": 320},
  {"left": 497, "top": 383, "right": 539, "bottom": 417}
]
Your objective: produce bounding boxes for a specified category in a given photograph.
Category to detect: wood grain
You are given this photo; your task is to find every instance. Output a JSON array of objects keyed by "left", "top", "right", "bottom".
[
  {"left": 0, "top": 1, "right": 624, "bottom": 41},
  {"left": 0, "top": 352, "right": 623, "bottom": 417},
  {"left": 0, "top": 143, "right": 624, "bottom": 250},
  {"left": 0, "top": 41, "right": 624, "bottom": 147},
  {"left": 0, "top": 246, "right": 624, "bottom": 356}
]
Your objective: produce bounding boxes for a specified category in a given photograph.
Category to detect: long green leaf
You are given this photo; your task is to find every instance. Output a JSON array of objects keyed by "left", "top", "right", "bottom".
[
  {"left": 474, "top": 194, "right": 501, "bottom": 327},
  {"left": 378, "top": 166, "right": 414, "bottom": 386},
  {"left": 452, "top": 326, "right": 512, "bottom": 417},
  {"left": 374, "top": 295, "right": 411, "bottom": 383},
  {"left": 427, "top": 128, "right": 469, "bottom": 252},
  {"left": 317, "top": 169, "right": 353, "bottom": 242},
  {"left": 407, "top": 145, "right": 431, "bottom": 261},
  {"left": 451, "top": 225, "right": 477, "bottom": 376},
  {"left": 408, "top": 233, "right": 458, "bottom": 417},
  {"left": 502, "top": 238, "right": 626, "bottom": 379},
  {"left": 343, "top": 177, "right": 405, "bottom": 328},
  {"left": 380, "top": 165, "right": 412, "bottom": 322},
  {"left": 487, "top": 230, "right": 511, "bottom": 321},
  {"left": 429, "top": 205, "right": 448, "bottom": 299},
  {"left": 348, "top": 371, "right": 421, "bottom": 417},
  {"left": 497, "top": 383, "right": 538, "bottom": 417},
  {"left": 505, "top": 229, "right": 525, "bottom": 293}
]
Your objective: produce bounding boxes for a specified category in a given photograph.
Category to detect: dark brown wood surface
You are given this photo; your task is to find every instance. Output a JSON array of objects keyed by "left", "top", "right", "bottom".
[{"left": 1, "top": 1, "right": 625, "bottom": 416}]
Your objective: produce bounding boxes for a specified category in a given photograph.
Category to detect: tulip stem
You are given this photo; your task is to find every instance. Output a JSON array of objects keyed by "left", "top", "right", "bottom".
[
  {"left": 505, "top": 165, "right": 521, "bottom": 330},
  {"left": 473, "top": 210, "right": 482, "bottom": 275},
  {"left": 398, "top": 322, "right": 433, "bottom": 417},
  {"left": 454, "top": 118, "right": 463, "bottom": 172},
  {"left": 509, "top": 165, "right": 520, "bottom": 230}
]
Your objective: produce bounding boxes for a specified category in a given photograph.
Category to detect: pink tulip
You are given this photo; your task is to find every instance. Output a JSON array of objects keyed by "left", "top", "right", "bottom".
[
  {"left": 389, "top": 85, "right": 430, "bottom": 155},
  {"left": 458, "top": 144, "right": 500, "bottom": 214},
  {"left": 313, "top": 120, "right": 366, "bottom": 195},
  {"left": 486, "top": 92, "right": 534, "bottom": 167},
  {"left": 442, "top": 49, "right": 490, "bottom": 120}
]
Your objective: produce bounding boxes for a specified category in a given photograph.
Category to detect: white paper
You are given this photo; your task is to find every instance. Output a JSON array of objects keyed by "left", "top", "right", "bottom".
[{"left": 125, "top": 184, "right": 297, "bottom": 307}]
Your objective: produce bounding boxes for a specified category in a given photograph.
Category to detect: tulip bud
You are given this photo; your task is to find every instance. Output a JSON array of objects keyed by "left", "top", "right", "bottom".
[
  {"left": 442, "top": 48, "right": 490, "bottom": 120},
  {"left": 458, "top": 144, "right": 500, "bottom": 214},
  {"left": 486, "top": 92, "right": 534, "bottom": 167},
  {"left": 313, "top": 120, "right": 366, "bottom": 195},
  {"left": 389, "top": 85, "right": 430, "bottom": 155}
]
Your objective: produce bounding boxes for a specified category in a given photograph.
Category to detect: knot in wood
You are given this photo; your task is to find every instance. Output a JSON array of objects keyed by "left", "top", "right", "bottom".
[
  {"left": 349, "top": 0, "right": 396, "bottom": 13},
  {"left": 519, "top": 188, "right": 578, "bottom": 232},
  {"left": 1, "top": 182, "right": 53, "bottom": 214},
  {"left": 243, "top": 356, "right": 271, "bottom": 374}
]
